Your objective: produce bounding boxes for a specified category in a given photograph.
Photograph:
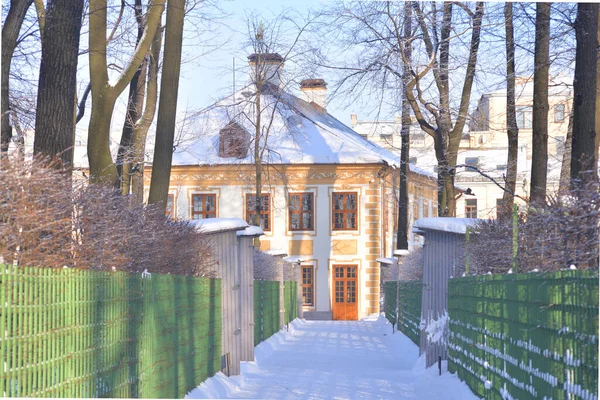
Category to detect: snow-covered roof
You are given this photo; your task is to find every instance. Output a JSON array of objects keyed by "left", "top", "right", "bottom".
[
  {"left": 412, "top": 217, "right": 481, "bottom": 235},
  {"left": 236, "top": 225, "right": 264, "bottom": 237},
  {"left": 172, "top": 84, "right": 404, "bottom": 168},
  {"left": 190, "top": 218, "right": 249, "bottom": 234},
  {"left": 283, "top": 256, "right": 305, "bottom": 263},
  {"left": 266, "top": 250, "right": 288, "bottom": 257},
  {"left": 376, "top": 257, "right": 397, "bottom": 266}
]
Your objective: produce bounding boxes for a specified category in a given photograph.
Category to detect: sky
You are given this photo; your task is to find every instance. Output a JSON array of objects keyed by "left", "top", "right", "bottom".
[{"left": 175, "top": 0, "right": 357, "bottom": 127}]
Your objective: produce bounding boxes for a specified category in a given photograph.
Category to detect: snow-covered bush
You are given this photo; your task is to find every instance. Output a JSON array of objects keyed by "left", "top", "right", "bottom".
[
  {"left": 381, "top": 248, "right": 424, "bottom": 282},
  {"left": 253, "top": 250, "right": 301, "bottom": 283},
  {"left": 253, "top": 250, "right": 280, "bottom": 280},
  {"left": 1, "top": 159, "right": 215, "bottom": 276},
  {"left": 469, "top": 183, "right": 599, "bottom": 274}
]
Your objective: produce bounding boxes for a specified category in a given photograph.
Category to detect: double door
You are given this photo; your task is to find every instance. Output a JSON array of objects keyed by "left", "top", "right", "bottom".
[{"left": 332, "top": 265, "right": 358, "bottom": 320}]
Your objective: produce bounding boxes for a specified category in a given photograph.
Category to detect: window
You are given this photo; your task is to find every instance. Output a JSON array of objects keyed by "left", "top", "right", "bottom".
[
  {"left": 289, "top": 193, "right": 314, "bottom": 231},
  {"left": 465, "top": 157, "right": 480, "bottom": 171},
  {"left": 496, "top": 164, "right": 507, "bottom": 171},
  {"left": 332, "top": 192, "right": 358, "bottom": 230},
  {"left": 166, "top": 194, "right": 175, "bottom": 219},
  {"left": 301, "top": 266, "right": 314, "bottom": 306},
  {"left": 465, "top": 199, "right": 477, "bottom": 218},
  {"left": 409, "top": 156, "right": 418, "bottom": 164},
  {"left": 554, "top": 104, "right": 565, "bottom": 123},
  {"left": 516, "top": 106, "right": 533, "bottom": 129},
  {"left": 191, "top": 194, "right": 216, "bottom": 219},
  {"left": 380, "top": 133, "right": 393, "bottom": 140},
  {"left": 246, "top": 194, "right": 271, "bottom": 231}
]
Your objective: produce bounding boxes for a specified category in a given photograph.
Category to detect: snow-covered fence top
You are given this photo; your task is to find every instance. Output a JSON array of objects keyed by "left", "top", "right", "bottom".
[
  {"left": 448, "top": 270, "right": 598, "bottom": 400},
  {"left": 412, "top": 217, "right": 480, "bottom": 235}
]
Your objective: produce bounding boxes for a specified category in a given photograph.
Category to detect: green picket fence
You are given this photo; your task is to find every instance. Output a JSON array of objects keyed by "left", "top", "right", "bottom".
[
  {"left": 448, "top": 270, "right": 599, "bottom": 400},
  {"left": 253, "top": 281, "right": 280, "bottom": 346},
  {"left": 384, "top": 280, "right": 422, "bottom": 346},
  {"left": 253, "top": 280, "right": 298, "bottom": 346},
  {"left": 397, "top": 281, "right": 422, "bottom": 346},
  {"left": 383, "top": 282, "right": 398, "bottom": 327},
  {"left": 283, "top": 281, "right": 298, "bottom": 326},
  {"left": 0, "top": 265, "right": 222, "bottom": 398}
]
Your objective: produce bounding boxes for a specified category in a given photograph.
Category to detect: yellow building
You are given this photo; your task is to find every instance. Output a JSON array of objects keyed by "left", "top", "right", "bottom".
[{"left": 161, "top": 58, "right": 438, "bottom": 320}]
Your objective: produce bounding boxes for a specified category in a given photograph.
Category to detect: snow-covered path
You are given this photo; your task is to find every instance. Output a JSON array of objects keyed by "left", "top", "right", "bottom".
[{"left": 186, "top": 316, "right": 477, "bottom": 399}]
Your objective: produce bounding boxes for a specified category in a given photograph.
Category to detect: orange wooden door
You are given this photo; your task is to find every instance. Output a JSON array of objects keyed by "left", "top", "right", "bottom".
[{"left": 332, "top": 265, "right": 358, "bottom": 320}]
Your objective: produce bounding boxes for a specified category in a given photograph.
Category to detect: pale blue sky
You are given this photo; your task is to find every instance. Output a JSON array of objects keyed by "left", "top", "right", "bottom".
[{"left": 176, "top": 0, "right": 357, "bottom": 126}]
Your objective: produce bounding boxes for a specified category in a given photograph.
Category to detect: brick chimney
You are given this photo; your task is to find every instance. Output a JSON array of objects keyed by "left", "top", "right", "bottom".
[
  {"left": 299, "top": 79, "right": 327, "bottom": 110},
  {"left": 248, "top": 53, "right": 284, "bottom": 88}
]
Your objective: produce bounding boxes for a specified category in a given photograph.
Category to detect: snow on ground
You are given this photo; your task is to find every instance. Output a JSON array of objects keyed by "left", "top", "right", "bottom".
[{"left": 186, "top": 315, "right": 477, "bottom": 399}]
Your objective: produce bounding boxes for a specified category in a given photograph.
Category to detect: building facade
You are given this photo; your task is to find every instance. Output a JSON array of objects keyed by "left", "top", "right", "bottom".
[{"left": 155, "top": 54, "right": 438, "bottom": 320}]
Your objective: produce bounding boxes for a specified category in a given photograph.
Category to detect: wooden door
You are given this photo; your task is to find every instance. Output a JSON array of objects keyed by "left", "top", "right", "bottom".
[{"left": 332, "top": 265, "right": 358, "bottom": 320}]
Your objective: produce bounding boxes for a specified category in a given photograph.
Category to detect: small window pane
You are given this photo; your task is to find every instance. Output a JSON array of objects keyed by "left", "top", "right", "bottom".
[
  {"left": 291, "top": 214, "right": 300, "bottom": 230},
  {"left": 554, "top": 104, "right": 565, "bottom": 122},
  {"left": 347, "top": 281, "right": 356, "bottom": 303}
]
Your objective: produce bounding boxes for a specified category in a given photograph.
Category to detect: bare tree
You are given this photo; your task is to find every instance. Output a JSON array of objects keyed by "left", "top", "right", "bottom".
[
  {"left": 499, "top": 2, "right": 519, "bottom": 220},
  {"left": 403, "top": 2, "right": 485, "bottom": 217},
  {"left": 1, "top": 0, "right": 34, "bottom": 162},
  {"left": 570, "top": 3, "right": 599, "bottom": 189},
  {"left": 147, "top": 0, "right": 185, "bottom": 211},
  {"left": 87, "top": 0, "right": 165, "bottom": 185},
  {"left": 115, "top": 0, "right": 163, "bottom": 199},
  {"left": 530, "top": 2, "right": 551, "bottom": 205},
  {"left": 396, "top": 2, "right": 411, "bottom": 250},
  {"left": 33, "top": 0, "right": 84, "bottom": 173},
  {"left": 318, "top": 2, "right": 484, "bottom": 217}
]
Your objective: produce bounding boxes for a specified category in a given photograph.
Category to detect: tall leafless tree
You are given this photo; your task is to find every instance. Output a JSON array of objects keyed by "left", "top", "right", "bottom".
[
  {"left": 148, "top": 0, "right": 185, "bottom": 211},
  {"left": 1, "top": 0, "right": 34, "bottom": 162},
  {"left": 402, "top": 1, "right": 485, "bottom": 216},
  {"left": 33, "top": 0, "right": 84, "bottom": 173},
  {"left": 396, "top": 2, "right": 411, "bottom": 250},
  {"left": 570, "top": 3, "right": 599, "bottom": 189},
  {"left": 529, "top": 2, "right": 551, "bottom": 205},
  {"left": 499, "top": 2, "right": 519, "bottom": 220},
  {"left": 87, "top": 0, "right": 165, "bottom": 185}
]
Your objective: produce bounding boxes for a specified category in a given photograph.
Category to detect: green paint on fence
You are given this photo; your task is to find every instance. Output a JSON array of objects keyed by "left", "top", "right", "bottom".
[
  {"left": 384, "top": 282, "right": 398, "bottom": 328},
  {"left": 448, "top": 270, "right": 599, "bottom": 400},
  {"left": 384, "top": 281, "right": 422, "bottom": 346},
  {"left": 253, "top": 280, "right": 297, "bottom": 347},
  {"left": 284, "top": 281, "right": 298, "bottom": 326},
  {"left": 253, "top": 280, "right": 280, "bottom": 346},
  {"left": 0, "top": 265, "right": 222, "bottom": 398}
]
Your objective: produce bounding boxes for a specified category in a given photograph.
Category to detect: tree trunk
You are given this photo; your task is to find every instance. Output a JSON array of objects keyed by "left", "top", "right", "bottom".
[
  {"left": 252, "top": 55, "right": 263, "bottom": 247},
  {"left": 1, "top": 0, "right": 34, "bottom": 162},
  {"left": 33, "top": 0, "right": 84, "bottom": 173},
  {"left": 529, "top": 2, "right": 551, "bottom": 205},
  {"left": 87, "top": 0, "right": 165, "bottom": 185},
  {"left": 132, "top": 27, "right": 162, "bottom": 204},
  {"left": 396, "top": 2, "right": 411, "bottom": 251},
  {"left": 570, "top": 3, "right": 599, "bottom": 188},
  {"left": 117, "top": 0, "right": 146, "bottom": 195},
  {"left": 500, "top": 1, "right": 519, "bottom": 220},
  {"left": 147, "top": 0, "right": 185, "bottom": 212}
]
